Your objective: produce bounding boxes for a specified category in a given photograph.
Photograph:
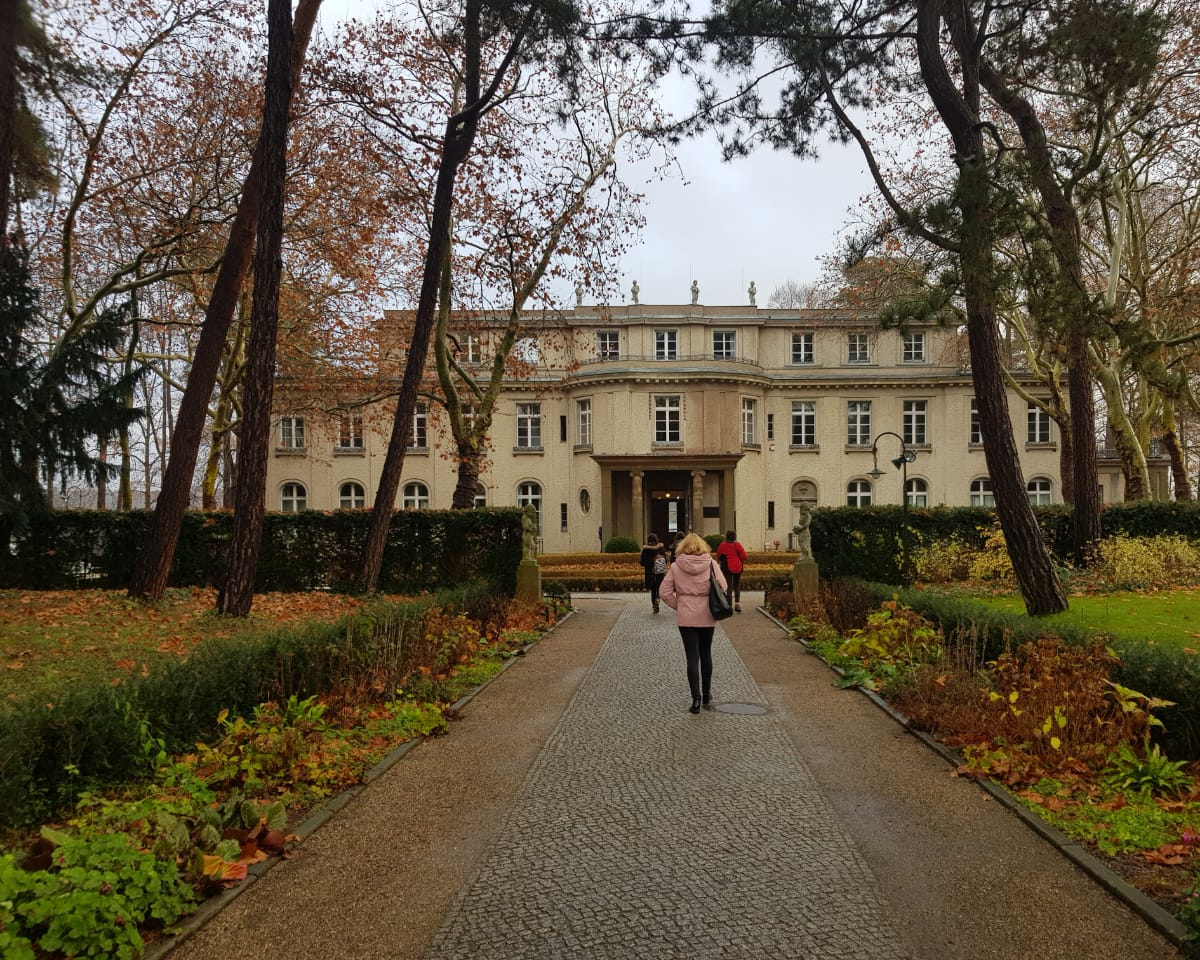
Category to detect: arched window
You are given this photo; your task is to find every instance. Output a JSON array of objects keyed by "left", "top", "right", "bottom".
[
  {"left": 1027, "top": 477, "right": 1052, "bottom": 505},
  {"left": 517, "top": 481, "right": 543, "bottom": 529},
  {"left": 402, "top": 481, "right": 430, "bottom": 510},
  {"left": 846, "top": 479, "right": 872, "bottom": 507},
  {"left": 339, "top": 481, "right": 366, "bottom": 509},
  {"left": 905, "top": 478, "right": 928, "bottom": 508},
  {"left": 281, "top": 482, "right": 307, "bottom": 512},
  {"left": 970, "top": 478, "right": 995, "bottom": 507}
]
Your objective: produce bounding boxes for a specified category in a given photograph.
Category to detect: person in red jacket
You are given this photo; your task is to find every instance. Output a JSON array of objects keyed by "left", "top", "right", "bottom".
[
  {"left": 660, "top": 533, "right": 728, "bottom": 714},
  {"left": 715, "top": 529, "right": 747, "bottom": 612}
]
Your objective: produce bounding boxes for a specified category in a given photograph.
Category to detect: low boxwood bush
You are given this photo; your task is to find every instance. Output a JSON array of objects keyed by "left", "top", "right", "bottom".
[
  {"left": 0, "top": 583, "right": 500, "bottom": 828},
  {"left": 603, "top": 536, "right": 640, "bottom": 553}
]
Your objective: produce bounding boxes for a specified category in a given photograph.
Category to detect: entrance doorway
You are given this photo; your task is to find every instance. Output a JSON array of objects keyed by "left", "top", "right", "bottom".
[{"left": 646, "top": 472, "right": 689, "bottom": 543}]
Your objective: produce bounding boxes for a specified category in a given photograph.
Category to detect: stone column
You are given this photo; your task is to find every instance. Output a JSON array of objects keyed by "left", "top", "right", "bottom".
[
  {"left": 691, "top": 470, "right": 705, "bottom": 533},
  {"left": 631, "top": 471, "right": 645, "bottom": 541}
]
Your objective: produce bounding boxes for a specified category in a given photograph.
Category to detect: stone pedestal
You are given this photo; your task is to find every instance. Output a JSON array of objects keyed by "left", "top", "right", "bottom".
[
  {"left": 516, "top": 559, "right": 542, "bottom": 604},
  {"left": 791, "top": 557, "right": 819, "bottom": 611}
]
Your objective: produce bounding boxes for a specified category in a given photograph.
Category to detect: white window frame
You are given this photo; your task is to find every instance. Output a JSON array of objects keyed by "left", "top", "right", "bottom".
[
  {"left": 1027, "top": 402, "right": 1052, "bottom": 444},
  {"left": 906, "top": 477, "right": 928, "bottom": 507},
  {"left": 517, "top": 481, "right": 542, "bottom": 530},
  {"left": 279, "top": 416, "right": 305, "bottom": 450},
  {"left": 577, "top": 398, "right": 592, "bottom": 447},
  {"left": 847, "top": 333, "right": 870, "bottom": 364},
  {"left": 654, "top": 395, "right": 682, "bottom": 444},
  {"left": 516, "top": 402, "right": 542, "bottom": 449},
  {"left": 970, "top": 399, "right": 982, "bottom": 445},
  {"left": 903, "top": 400, "right": 928, "bottom": 446},
  {"left": 791, "top": 401, "right": 816, "bottom": 447},
  {"left": 847, "top": 480, "right": 873, "bottom": 507},
  {"left": 713, "top": 330, "right": 736, "bottom": 360},
  {"left": 655, "top": 329, "right": 678, "bottom": 360},
  {"left": 597, "top": 330, "right": 619, "bottom": 360},
  {"left": 791, "top": 332, "right": 814, "bottom": 365},
  {"left": 1028, "top": 477, "right": 1052, "bottom": 505},
  {"left": 847, "top": 400, "right": 872, "bottom": 446},
  {"left": 339, "top": 481, "right": 366, "bottom": 509},
  {"left": 903, "top": 332, "right": 926, "bottom": 363},
  {"left": 970, "top": 478, "right": 996, "bottom": 506},
  {"left": 741, "top": 397, "right": 757, "bottom": 445},
  {"left": 410, "top": 403, "right": 428, "bottom": 449},
  {"left": 402, "top": 481, "right": 430, "bottom": 510},
  {"left": 281, "top": 481, "right": 307, "bottom": 512},
  {"left": 515, "top": 336, "right": 539, "bottom": 365},
  {"left": 338, "top": 412, "right": 363, "bottom": 450}
]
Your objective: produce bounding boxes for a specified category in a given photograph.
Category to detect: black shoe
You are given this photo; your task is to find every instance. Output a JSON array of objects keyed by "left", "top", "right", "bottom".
[{"left": 689, "top": 698, "right": 701, "bottom": 714}]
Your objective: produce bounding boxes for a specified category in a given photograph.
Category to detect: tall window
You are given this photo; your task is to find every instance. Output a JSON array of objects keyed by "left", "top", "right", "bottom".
[
  {"left": 455, "top": 333, "right": 481, "bottom": 364},
  {"left": 280, "top": 482, "right": 307, "bottom": 512},
  {"left": 791, "top": 401, "right": 816, "bottom": 447},
  {"left": 338, "top": 412, "right": 363, "bottom": 450},
  {"left": 741, "top": 398, "right": 757, "bottom": 445},
  {"left": 906, "top": 477, "right": 929, "bottom": 507},
  {"left": 409, "top": 403, "right": 428, "bottom": 449},
  {"left": 597, "top": 330, "right": 619, "bottom": 360},
  {"left": 847, "top": 333, "right": 870, "bottom": 364},
  {"left": 402, "top": 481, "right": 430, "bottom": 509},
  {"left": 1027, "top": 402, "right": 1052, "bottom": 443},
  {"left": 847, "top": 400, "right": 872, "bottom": 446},
  {"left": 517, "top": 481, "right": 542, "bottom": 529},
  {"left": 766, "top": 413, "right": 775, "bottom": 441},
  {"left": 515, "top": 337, "right": 539, "bottom": 364},
  {"left": 655, "top": 330, "right": 678, "bottom": 360},
  {"left": 713, "top": 330, "right": 736, "bottom": 360},
  {"left": 339, "top": 481, "right": 366, "bottom": 509},
  {"left": 577, "top": 398, "right": 592, "bottom": 447},
  {"left": 791, "top": 332, "right": 814, "bottom": 365},
  {"left": 903, "top": 332, "right": 926, "bottom": 362},
  {"left": 847, "top": 480, "right": 872, "bottom": 507},
  {"left": 970, "top": 478, "right": 995, "bottom": 506},
  {"left": 462, "top": 404, "right": 477, "bottom": 431},
  {"left": 1028, "top": 477, "right": 1052, "bottom": 505},
  {"left": 970, "top": 399, "right": 982, "bottom": 445},
  {"left": 654, "top": 395, "right": 682, "bottom": 444},
  {"left": 903, "top": 400, "right": 928, "bottom": 446},
  {"left": 517, "top": 402, "right": 542, "bottom": 449},
  {"left": 279, "top": 416, "right": 305, "bottom": 450}
]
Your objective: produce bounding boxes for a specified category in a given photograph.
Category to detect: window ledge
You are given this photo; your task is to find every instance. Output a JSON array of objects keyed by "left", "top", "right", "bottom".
[
  {"left": 274, "top": 448, "right": 306, "bottom": 456},
  {"left": 651, "top": 441, "right": 683, "bottom": 449},
  {"left": 573, "top": 444, "right": 593, "bottom": 453},
  {"left": 513, "top": 446, "right": 544, "bottom": 454},
  {"left": 407, "top": 446, "right": 430, "bottom": 455},
  {"left": 789, "top": 444, "right": 820, "bottom": 452},
  {"left": 742, "top": 442, "right": 761, "bottom": 451},
  {"left": 1025, "top": 442, "right": 1057, "bottom": 451},
  {"left": 334, "top": 447, "right": 365, "bottom": 456}
]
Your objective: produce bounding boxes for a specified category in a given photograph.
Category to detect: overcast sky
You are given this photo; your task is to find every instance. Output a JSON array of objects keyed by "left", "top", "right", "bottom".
[{"left": 319, "top": 2, "right": 875, "bottom": 310}]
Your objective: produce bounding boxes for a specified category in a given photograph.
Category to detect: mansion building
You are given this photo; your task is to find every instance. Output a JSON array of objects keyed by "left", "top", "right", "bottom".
[{"left": 265, "top": 302, "right": 1139, "bottom": 554}]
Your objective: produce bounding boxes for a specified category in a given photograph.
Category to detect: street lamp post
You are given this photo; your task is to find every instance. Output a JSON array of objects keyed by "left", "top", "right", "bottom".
[{"left": 867, "top": 431, "right": 917, "bottom": 581}]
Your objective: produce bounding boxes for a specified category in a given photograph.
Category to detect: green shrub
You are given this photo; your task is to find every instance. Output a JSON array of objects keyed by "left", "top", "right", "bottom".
[
  {"left": 1087, "top": 534, "right": 1200, "bottom": 589},
  {"left": 704, "top": 534, "right": 725, "bottom": 551},
  {"left": 603, "top": 536, "right": 640, "bottom": 553}
]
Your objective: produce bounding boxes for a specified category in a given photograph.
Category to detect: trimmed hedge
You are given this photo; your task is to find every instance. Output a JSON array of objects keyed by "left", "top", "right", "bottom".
[
  {"left": 0, "top": 584, "right": 501, "bottom": 828},
  {"left": 0, "top": 508, "right": 523, "bottom": 593}
]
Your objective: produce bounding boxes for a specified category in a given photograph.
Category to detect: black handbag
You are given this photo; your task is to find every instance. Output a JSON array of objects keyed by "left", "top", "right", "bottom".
[{"left": 708, "top": 561, "right": 734, "bottom": 620}]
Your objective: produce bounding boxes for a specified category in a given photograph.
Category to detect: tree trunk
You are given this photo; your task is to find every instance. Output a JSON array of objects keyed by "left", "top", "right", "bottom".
[
  {"left": 216, "top": 0, "right": 292, "bottom": 617},
  {"left": 1057, "top": 410, "right": 1074, "bottom": 504},
  {"left": 920, "top": 0, "right": 1066, "bottom": 614},
  {"left": 359, "top": 0, "right": 494, "bottom": 591},
  {"left": 128, "top": 0, "right": 322, "bottom": 600},
  {"left": 0, "top": 0, "right": 17, "bottom": 247},
  {"left": 451, "top": 441, "right": 485, "bottom": 508},
  {"left": 1163, "top": 403, "right": 1191, "bottom": 500}
]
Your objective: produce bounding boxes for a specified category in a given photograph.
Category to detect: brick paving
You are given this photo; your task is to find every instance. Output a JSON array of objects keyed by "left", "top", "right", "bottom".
[{"left": 426, "top": 604, "right": 910, "bottom": 960}]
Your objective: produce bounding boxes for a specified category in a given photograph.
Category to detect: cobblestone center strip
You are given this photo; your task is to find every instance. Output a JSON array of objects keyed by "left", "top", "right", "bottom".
[{"left": 426, "top": 603, "right": 912, "bottom": 960}]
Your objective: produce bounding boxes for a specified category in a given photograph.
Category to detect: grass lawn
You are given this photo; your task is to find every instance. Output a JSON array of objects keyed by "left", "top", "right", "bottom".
[
  {"left": 962, "top": 587, "right": 1200, "bottom": 651},
  {"left": 0, "top": 588, "right": 378, "bottom": 706}
]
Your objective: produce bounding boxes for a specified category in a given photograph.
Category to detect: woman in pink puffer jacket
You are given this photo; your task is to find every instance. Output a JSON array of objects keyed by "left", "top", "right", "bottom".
[{"left": 659, "top": 532, "right": 728, "bottom": 715}]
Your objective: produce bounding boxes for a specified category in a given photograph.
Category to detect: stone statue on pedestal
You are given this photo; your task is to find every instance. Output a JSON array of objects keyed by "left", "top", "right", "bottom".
[
  {"left": 631, "top": 280, "right": 639, "bottom": 304},
  {"left": 792, "top": 503, "right": 813, "bottom": 559},
  {"left": 690, "top": 280, "right": 699, "bottom": 304},
  {"left": 748, "top": 281, "right": 757, "bottom": 306}
]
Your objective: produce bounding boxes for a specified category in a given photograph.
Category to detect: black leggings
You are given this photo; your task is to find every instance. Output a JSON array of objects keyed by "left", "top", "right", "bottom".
[
  {"left": 726, "top": 571, "right": 742, "bottom": 603},
  {"left": 678, "top": 625, "right": 715, "bottom": 699}
]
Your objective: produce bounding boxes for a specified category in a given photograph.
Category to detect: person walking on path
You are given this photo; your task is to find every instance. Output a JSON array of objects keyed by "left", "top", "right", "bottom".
[
  {"left": 659, "top": 532, "right": 728, "bottom": 714},
  {"left": 638, "top": 533, "right": 663, "bottom": 613},
  {"left": 715, "top": 529, "right": 747, "bottom": 612}
]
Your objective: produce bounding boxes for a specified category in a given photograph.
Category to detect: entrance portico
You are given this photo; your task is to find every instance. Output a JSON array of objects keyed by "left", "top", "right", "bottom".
[{"left": 594, "top": 454, "right": 743, "bottom": 545}]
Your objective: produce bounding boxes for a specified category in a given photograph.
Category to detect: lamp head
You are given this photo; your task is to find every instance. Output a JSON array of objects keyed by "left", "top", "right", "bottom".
[
  {"left": 867, "top": 466, "right": 885, "bottom": 479},
  {"left": 890, "top": 455, "right": 906, "bottom": 469}
]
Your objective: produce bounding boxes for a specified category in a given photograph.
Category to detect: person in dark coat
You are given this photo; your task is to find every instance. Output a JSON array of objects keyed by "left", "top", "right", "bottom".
[{"left": 638, "top": 533, "right": 662, "bottom": 612}]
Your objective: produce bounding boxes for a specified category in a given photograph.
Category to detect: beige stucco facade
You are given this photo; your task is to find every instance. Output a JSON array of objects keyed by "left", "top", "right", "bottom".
[{"left": 265, "top": 303, "right": 1087, "bottom": 553}]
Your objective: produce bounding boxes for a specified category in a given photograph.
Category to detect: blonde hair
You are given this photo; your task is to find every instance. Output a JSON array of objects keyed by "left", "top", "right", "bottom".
[{"left": 675, "top": 533, "right": 709, "bottom": 556}]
